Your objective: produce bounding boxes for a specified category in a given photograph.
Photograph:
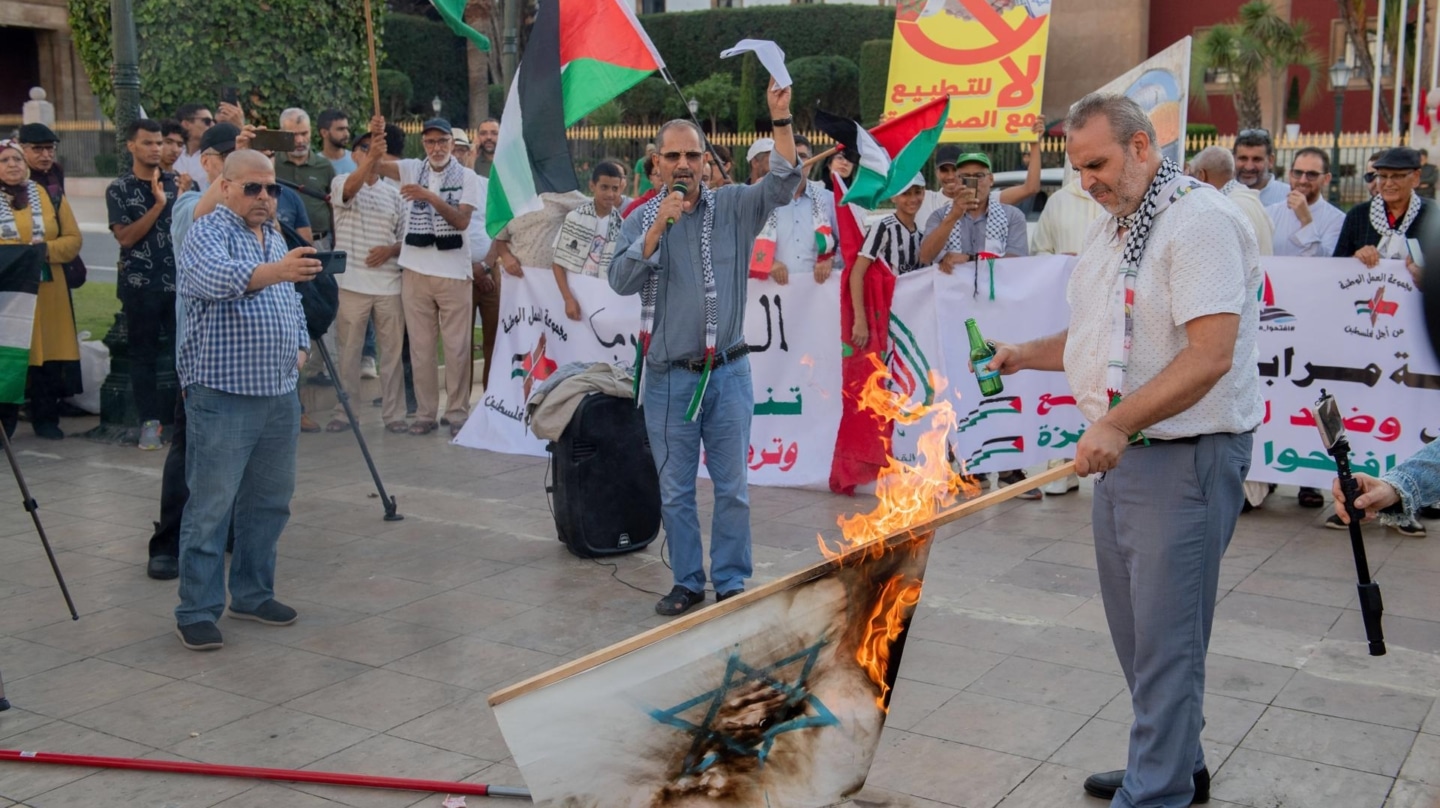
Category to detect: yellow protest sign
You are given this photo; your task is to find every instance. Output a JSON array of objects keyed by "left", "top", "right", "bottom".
[{"left": 882, "top": 0, "right": 1053, "bottom": 143}]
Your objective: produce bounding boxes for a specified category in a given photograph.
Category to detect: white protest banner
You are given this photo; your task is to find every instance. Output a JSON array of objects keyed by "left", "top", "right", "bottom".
[
  {"left": 457, "top": 257, "right": 1440, "bottom": 492},
  {"left": 1247, "top": 258, "right": 1439, "bottom": 489}
]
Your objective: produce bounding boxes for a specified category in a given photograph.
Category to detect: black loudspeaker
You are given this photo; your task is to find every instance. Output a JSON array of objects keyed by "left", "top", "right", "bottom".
[{"left": 547, "top": 393, "right": 661, "bottom": 558}]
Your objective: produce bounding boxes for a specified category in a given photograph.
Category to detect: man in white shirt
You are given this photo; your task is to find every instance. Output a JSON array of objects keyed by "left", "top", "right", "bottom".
[
  {"left": 330, "top": 123, "right": 406, "bottom": 433},
  {"left": 1234, "top": 128, "right": 1291, "bottom": 206},
  {"left": 1267, "top": 147, "right": 1345, "bottom": 258},
  {"left": 1189, "top": 146, "right": 1274, "bottom": 255},
  {"left": 369, "top": 116, "right": 482, "bottom": 437},
  {"left": 1031, "top": 177, "right": 1104, "bottom": 256},
  {"left": 749, "top": 136, "right": 837, "bottom": 286},
  {"left": 991, "top": 93, "right": 1262, "bottom": 808}
]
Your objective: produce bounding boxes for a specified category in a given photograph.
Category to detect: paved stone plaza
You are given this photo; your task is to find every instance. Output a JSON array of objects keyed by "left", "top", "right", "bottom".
[{"left": 0, "top": 403, "right": 1436, "bottom": 807}]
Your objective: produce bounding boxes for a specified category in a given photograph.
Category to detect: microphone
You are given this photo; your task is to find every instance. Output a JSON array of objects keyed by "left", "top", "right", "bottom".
[{"left": 666, "top": 182, "right": 688, "bottom": 229}]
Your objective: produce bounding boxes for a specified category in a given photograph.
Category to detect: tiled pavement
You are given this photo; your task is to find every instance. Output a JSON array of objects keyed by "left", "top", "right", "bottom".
[{"left": 0, "top": 403, "right": 1437, "bottom": 808}]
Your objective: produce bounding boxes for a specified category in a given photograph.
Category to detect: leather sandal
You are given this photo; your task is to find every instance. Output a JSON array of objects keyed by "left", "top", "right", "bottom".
[
  {"left": 325, "top": 419, "right": 349, "bottom": 433},
  {"left": 408, "top": 420, "right": 438, "bottom": 435},
  {"left": 385, "top": 421, "right": 410, "bottom": 433}
]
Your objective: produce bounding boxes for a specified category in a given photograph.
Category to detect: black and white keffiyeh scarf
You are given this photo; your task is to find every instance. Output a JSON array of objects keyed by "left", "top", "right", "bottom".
[
  {"left": 0, "top": 175, "right": 45, "bottom": 246},
  {"left": 1107, "top": 158, "right": 1203, "bottom": 409},
  {"left": 637, "top": 183, "right": 719, "bottom": 421},
  {"left": 1368, "top": 191, "right": 1423, "bottom": 258},
  {"left": 942, "top": 190, "right": 1009, "bottom": 258},
  {"left": 403, "top": 157, "right": 467, "bottom": 251}
]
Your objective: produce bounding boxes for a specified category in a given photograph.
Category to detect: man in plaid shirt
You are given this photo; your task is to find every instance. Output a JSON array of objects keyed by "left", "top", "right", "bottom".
[{"left": 173, "top": 149, "right": 320, "bottom": 651}]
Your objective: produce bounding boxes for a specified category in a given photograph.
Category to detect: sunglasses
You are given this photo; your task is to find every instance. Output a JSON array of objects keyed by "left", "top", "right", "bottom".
[
  {"left": 240, "top": 182, "right": 281, "bottom": 198},
  {"left": 1289, "top": 169, "right": 1325, "bottom": 181},
  {"left": 191, "top": 116, "right": 215, "bottom": 127},
  {"left": 662, "top": 151, "right": 704, "bottom": 163},
  {"left": 1237, "top": 128, "right": 1271, "bottom": 139}
]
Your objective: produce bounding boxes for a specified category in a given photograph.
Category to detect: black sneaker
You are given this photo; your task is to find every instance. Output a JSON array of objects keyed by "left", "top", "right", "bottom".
[
  {"left": 146, "top": 554, "right": 178, "bottom": 581},
  {"left": 655, "top": 586, "right": 705, "bottom": 616},
  {"left": 176, "top": 620, "right": 224, "bottom": 651},
  {"left": 227, "top": 599, "right": 298, "bottom": 626},
  {"left": 1393, "top": 519, "right": 1427, "bottom": 538},
  {"left": 1083, "top": 766, "right": 1209, "bottom": 803},
  {"left": 1324, "top": 514, "right": 1349, "bottom": 530},
  {"left": 1420, "top": 505, "right": 1440, "bottom": 520},
  {"left": 32, "top": 422, "right": 63, "bottom": 440},
  {"left": 999, "top": 469, "right": 1041, "bottom": 501}
]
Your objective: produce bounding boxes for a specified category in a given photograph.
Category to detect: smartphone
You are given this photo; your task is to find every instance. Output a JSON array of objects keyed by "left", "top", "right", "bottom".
[
  {"left": 220, "top": 86, "right": 239, "bottom": 106},
  {"left": 312, "top": 251, "right": 347, "bottom": 275},
  {"left": 962, "top": 176, "right": 981, "bottom": 189},
  {"left": 250, "top": 129, "right": 298, "bottom": 153}
]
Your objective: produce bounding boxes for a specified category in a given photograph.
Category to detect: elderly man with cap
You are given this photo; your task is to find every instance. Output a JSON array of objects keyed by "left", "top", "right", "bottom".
[
  {"left": 1188, "top": 146, "right": 1274, "bottom": 256},
  {"left": 367, "top": 115, "right": 481, "bottom": 437},
  {"left": 1335, "top": 147, "right": 1431, "bottom": 279},
  {"left": 451, "top": 128, "right": 475, "bottom": 170},
  {"left": 748, "top": 134, "right": 837, "bottom": 286},
  {"left": 746, "top": 137, "right": 775, "bottom": 184}
]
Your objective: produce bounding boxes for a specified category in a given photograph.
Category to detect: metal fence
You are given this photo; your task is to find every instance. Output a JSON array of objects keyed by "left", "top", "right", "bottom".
[{"left": 0, "top": 119, "right": 118, "bottom": 178}]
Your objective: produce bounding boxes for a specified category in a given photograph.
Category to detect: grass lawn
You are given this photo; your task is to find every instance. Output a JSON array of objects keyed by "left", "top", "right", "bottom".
[{"left": 69, "top": 283, "right": 486, "bottom": 363}]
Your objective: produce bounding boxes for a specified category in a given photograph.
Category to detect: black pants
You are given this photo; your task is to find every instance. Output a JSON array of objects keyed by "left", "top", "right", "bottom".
[
  {"left": 149, "top": 394, "right": 233, "bottom": 558},
  {"left": 123, "top": 291, "right": 174, "bottom": 424}
]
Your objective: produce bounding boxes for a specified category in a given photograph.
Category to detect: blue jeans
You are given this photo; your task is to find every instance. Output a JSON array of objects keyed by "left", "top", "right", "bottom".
[
  {"left": 176, "top": 385, "right": 299, "bottom": 626},
  {"left": 1092, "top": 432, "right": 1251, "bottom": 808},
  {"left": 643, "top": 357, "right": 753, "bottom": 595}
]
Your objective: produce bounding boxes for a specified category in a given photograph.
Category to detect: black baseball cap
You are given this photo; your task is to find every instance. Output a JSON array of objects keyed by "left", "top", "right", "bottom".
[
  {"left": 934, "top": 144, "right": 963, "bottom": 167},
  {"left": 17, "top": 123, "right": 58, "bottom": 144},
  {"left": 1373, "top": 147, "right": 1423, "bottom": 170},
  {"left": 421, "top": 118, "right": 453, "bottom": 136},
  {"left": 200, "top": 123, "right": 241, "bottom": 155}
]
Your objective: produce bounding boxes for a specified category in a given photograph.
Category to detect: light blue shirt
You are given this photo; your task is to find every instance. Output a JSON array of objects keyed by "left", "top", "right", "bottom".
[
  {"left": 328, "top": 153, "right": 358, "bottom": 175},
  {"left": 170, "top": 190, "right": 202, "bottom": 352}
]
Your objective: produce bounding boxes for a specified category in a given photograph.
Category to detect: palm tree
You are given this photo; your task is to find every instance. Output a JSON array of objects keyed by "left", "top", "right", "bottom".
[{"left": 1193, "top": 0, "right": 1324, "bottom": 132}]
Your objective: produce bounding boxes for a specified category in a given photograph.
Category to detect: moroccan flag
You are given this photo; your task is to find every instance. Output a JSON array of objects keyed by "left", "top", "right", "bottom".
[
  {"left": 430, "top": 0, "right": 492, "bottom": 52},
  {"left": 815, "top": 98, "right": 950, "bottom": 209},
  {"left": 0, "top": 246, "right": 42, "bottom": 404},
  {"left": 486, "top": 0, "right": 664, "bottom": 236}
]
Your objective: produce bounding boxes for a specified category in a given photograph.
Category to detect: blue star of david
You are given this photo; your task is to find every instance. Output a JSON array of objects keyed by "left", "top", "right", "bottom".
[{"left": 649, "top": 640, "right": 839, "bottom": 776}]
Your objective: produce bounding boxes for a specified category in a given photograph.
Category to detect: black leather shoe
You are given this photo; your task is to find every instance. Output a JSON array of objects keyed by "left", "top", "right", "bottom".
[
  {"left": 147, "top": 554, "right": 179, "bottom": 580},
  {"left": 655, "top": 586, "right": 705, "bottom": 616},
  {"left": 1083, "top": 767, "right": 1209, "bottom": 803},
  {"left": 716, "top": 589, "right": 744, "bottom": 602}
]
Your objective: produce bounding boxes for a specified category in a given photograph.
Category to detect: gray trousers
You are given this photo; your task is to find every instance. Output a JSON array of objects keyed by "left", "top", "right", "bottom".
[{"left": 1092, "top": 432, "right": 1252, "bottom": 808}]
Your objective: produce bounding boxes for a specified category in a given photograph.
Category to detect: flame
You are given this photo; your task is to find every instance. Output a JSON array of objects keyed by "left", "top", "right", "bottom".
[
  {"left": 819, "top": 353, "right": 978, "bottom": 562},
  {"left": 858, "top": 575, "right": 924, "bottom": 710}
]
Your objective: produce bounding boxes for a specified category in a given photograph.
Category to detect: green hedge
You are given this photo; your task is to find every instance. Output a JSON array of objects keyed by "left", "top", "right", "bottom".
[
  {"left": 640, "top": 5, "right": 896, "bottom": 87},
  {"left": 383, "top": 12, "right": 470, "bottom": 127},
  {"left": 859, "top": 39, "right": 893, "bottom": 127}
]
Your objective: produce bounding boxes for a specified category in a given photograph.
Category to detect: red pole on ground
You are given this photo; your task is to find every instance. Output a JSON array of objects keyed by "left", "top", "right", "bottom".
[{"left": 0, "top": 750, "right": 531, "bottom": 799}]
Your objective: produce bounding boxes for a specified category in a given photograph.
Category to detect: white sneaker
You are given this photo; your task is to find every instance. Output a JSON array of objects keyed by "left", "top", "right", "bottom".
[
  {"left": 1041, "top": 458, "right": 1080, "bottom": 495},
  {"left": 360, "top": 357, "right": 378, "bottom": 379}
]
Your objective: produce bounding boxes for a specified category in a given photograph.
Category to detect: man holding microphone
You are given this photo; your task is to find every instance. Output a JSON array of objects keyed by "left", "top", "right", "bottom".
[{"left": 610, "top": 79, "right": 802, "bottom": 616}]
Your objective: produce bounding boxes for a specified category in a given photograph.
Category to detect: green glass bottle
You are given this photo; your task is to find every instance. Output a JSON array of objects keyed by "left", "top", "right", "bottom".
[{"left": 966, "top": 318, "right": 1004, "bottom": 397}]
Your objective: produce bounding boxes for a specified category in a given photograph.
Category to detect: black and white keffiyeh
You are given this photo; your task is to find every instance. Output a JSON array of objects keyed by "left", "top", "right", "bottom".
[
  {"left": 942, "top": 190, "right": 1008, "bottom": 258},
  {"left": 1368, "top": 191, "right": 1423, "bottom": 258},
  {"left": 1107, "top": 159, "right": 1203, "bottom": 404},
  {"left": 637, "top": 183, "right": 719, "bottom": 420},
  {"left": 0, "top": 170, "right": 45, "bottom": 246},
  {"left": 403, "top": 157, "right": 467, "bottom": 251}
]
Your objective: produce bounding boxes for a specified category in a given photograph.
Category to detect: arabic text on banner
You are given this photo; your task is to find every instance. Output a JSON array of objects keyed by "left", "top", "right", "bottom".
[
  {"left": 881, "top": 0, "right": 1053, "bottom": 143},
  {"left": 453, "top": 258, "right": 1440, "bottom": 492}
]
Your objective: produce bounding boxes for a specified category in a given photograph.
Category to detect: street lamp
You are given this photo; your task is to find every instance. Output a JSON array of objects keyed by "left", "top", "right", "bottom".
[
  {"left": 432, "top": 95, "right": 443, "bottom": 117},
  {"left": 687, "top": 97, "right": 699, "bottom": 117},
  {"left": 1329, "top": 59, "right": 1352, "bottom": 204}
]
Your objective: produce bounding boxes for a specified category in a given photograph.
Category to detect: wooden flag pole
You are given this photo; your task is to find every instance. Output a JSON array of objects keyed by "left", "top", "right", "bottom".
[
  {"left": 490, "top": 460, "right": 1078, "bottom": 706},
  {"left": 362, "top": 0, "right": 382, "bottom": 117}
]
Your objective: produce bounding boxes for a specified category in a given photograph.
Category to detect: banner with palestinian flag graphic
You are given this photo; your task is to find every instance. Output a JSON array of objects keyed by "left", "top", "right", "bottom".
[
  {"left": 486, "top": 0, "right": 665, "bottom": 236},
  {"left": 814, "top": 97, "right": 950, "bottom": 210},
  {"left": 0, "top": 246, "right": 43, "bottom": 404}
]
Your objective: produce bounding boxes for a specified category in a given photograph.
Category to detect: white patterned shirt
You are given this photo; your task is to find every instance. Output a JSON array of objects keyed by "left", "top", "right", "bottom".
[
  {"left": 1063, "top": 187, "right": 1264, "bottom": 439},
  {"left": 1266, "top": 197, "right": 1345, "bottom": 257},
  {"left": 331, "top": 174, "right": 405, "bottom": 296}
]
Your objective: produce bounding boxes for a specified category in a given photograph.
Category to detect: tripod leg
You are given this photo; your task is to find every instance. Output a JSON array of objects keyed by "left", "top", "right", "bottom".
[
  {"left": 0, "top": 427, "right": 78, "bottom": 619},
  {"left": 314, "top": 340, "right": 403, "bottom": 521}
]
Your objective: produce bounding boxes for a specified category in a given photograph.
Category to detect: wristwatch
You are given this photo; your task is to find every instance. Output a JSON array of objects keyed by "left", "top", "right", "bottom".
[{"left": 771, "top": 116, "right": 793, "bottom": 128}]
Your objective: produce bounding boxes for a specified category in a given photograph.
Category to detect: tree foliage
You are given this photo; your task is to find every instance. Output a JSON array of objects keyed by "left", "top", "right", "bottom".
[
  {"left": 736, "top": 54, "right": 762, "bottom": 134},
  {"left": 789, "top": 55, "right": 860, "bottom": 129},
  {"left": 666, "top": 73, "right": 737, "bottom": 134},
  {"left": 378, "top": 70, "right": 413, "bottom": 120},
  {"left": 620, "top": 77, "right": 672, "bottom": 125},
  {"left": 859, "top": 39, "right": 893, "bottom": 127},
  {"left": 1192, "top": 0, "right": 1322, "bottom": 131},
  {"left": 384, "top": 12, "right": 472, "bottom": 125},
  {"left": 68, "top": 0, "right": 379, "bottom": 126}
]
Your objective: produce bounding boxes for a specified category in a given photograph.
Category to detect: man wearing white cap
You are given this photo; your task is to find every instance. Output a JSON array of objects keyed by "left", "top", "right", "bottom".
[
  {"left": 746, "top": 137, "right": 775, "bottom": 184},
  {"left": 748, "top": 135, "right": 837, "bottom": 285},
  {"left": 452, "top": 128, "right": 475, "bottom": 170}
]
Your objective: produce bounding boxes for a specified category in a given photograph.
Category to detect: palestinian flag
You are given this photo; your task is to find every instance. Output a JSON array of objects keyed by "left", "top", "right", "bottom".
[
  {"left": 486, "top": 0, "right": 664, "bottom": 236},
  {"left": 0, "top": 246, "right": 42, "bottom": 404},
  {"left": 815, "top": 97, "right": 950, "bottom": 210},
  {"left": 430, "top": 0, "right": 492, "bottom": 51}
]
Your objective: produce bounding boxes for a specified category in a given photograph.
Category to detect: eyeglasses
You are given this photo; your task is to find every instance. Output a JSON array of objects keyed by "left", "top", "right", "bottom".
[
  {"left": 1375, "top": 171, "right": 1416, "bottom": 185},
  {"left": 240, "top": 182, "right": 281, "bottom": 198},
  {"left": 957, "top": 172, "right": 990, "bottom": 180},
  {"left": 661, "top": 151, "right": 704, "bottom": 163},
  {"left": 190, "top": 116, "right": 215, "bottom": 127},
  {"left": 1289, "top": 169, "right": 1325, "bottom": 181}
]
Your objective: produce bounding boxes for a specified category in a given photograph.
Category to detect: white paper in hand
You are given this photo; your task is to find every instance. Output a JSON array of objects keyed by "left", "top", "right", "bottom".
[{"left": 720, "top": 39, "right": 792, "bottom": 89}]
